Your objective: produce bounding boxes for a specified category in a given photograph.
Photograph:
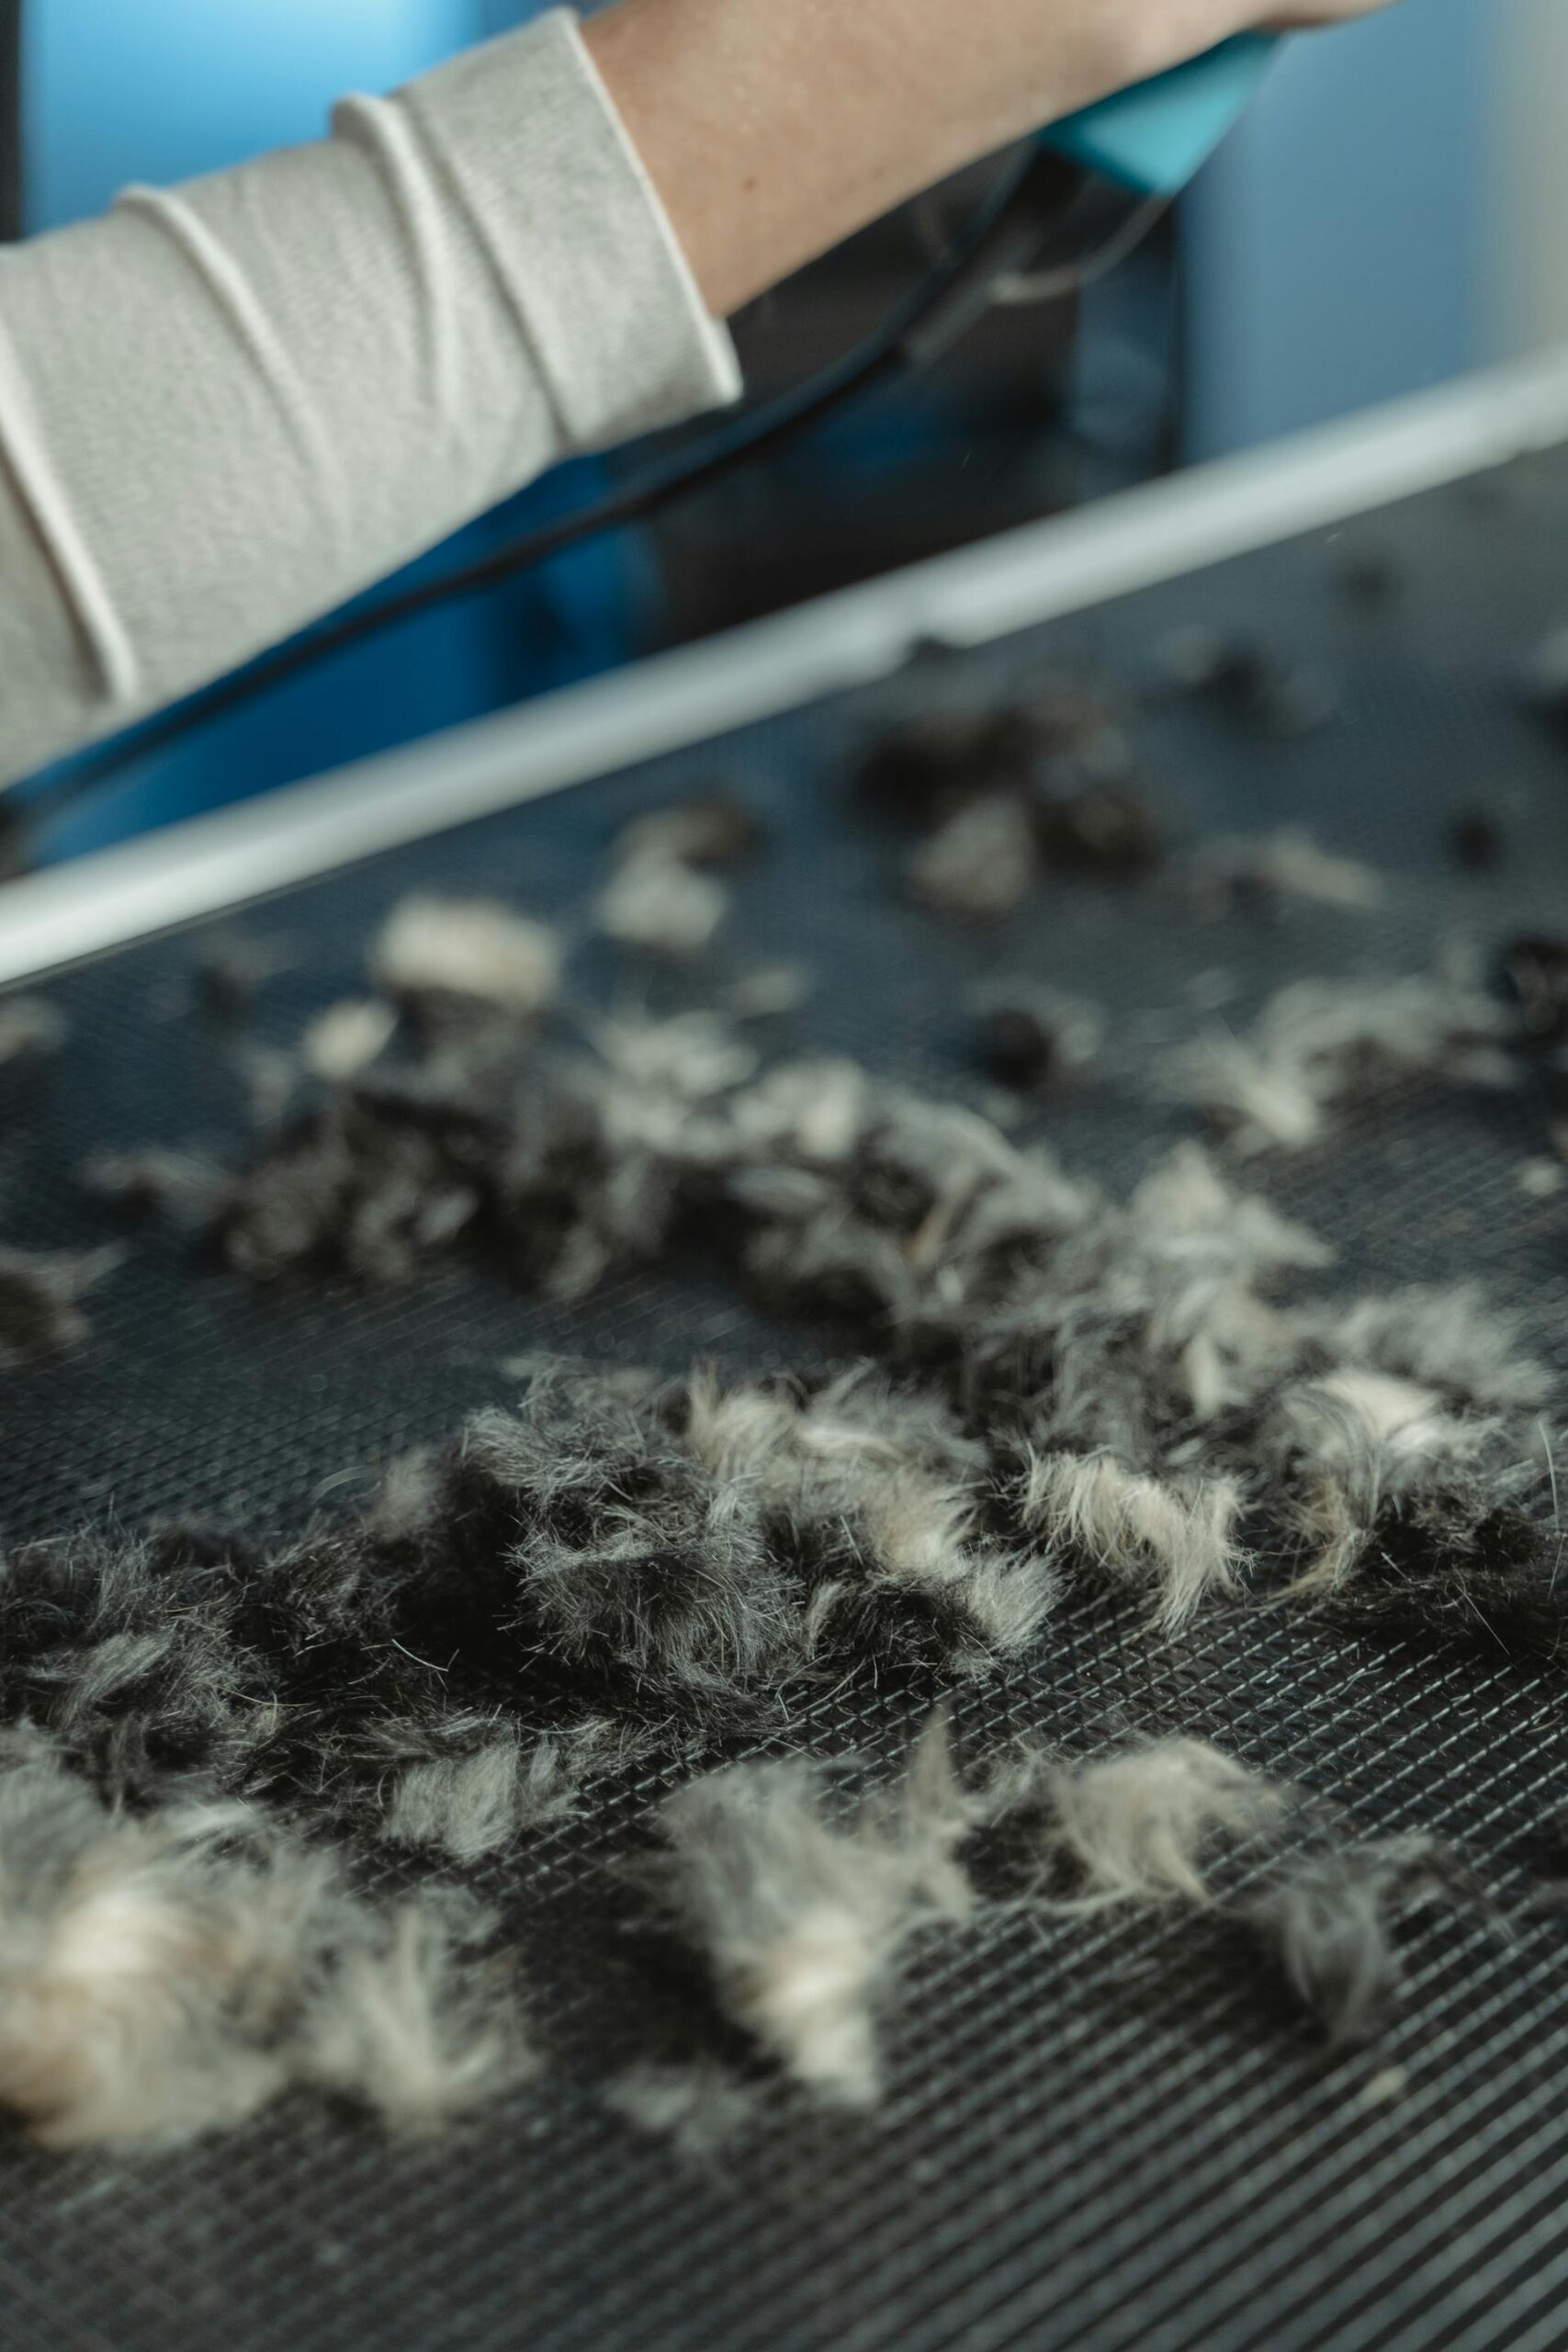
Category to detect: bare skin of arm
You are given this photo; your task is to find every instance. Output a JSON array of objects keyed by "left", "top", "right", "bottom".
[{"left": 586, "top": 0, "right": 1395, "bottom": 318}]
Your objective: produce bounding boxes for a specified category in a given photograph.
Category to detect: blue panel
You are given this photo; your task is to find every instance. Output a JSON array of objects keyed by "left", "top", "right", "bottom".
[
  {"left": 30, "top": 0, "right": 479, "bottom": 227},
  {"left": 1044, "top": 34, "right": 1279, "bottom": 198},
  {"left": 1182, "top": 0, "right": 1489, "bottom": 458}
]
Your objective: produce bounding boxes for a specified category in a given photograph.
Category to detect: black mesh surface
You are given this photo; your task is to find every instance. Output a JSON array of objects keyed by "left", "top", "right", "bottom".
[{"left": 5, "top": 449, "right": 1568, "bottom": 2352}]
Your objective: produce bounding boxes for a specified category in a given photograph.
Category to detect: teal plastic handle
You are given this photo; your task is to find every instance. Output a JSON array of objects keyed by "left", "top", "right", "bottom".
[{"left": 1043, "top": 32, "right": 1280, "bottom": 197}]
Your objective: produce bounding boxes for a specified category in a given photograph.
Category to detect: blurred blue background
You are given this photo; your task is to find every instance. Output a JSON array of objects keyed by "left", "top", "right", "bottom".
[
  {"left": 13, "top": 0, "right": 1547, "bottom": 855},
  {"left": 1186, "top": 0, "right": 1489, "bottom": 458}
]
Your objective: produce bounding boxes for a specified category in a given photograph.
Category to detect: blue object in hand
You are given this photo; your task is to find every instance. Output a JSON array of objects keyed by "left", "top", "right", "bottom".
[{"left": 1043, "top": 33, "right": 1280, "bottom": 198}]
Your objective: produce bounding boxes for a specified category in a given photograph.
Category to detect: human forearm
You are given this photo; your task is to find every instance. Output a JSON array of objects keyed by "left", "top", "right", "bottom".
[
  {"left": 0, "top": 0, "right": 1393, "bottom": 785},
  {"left": 585, "top": 0, "right": 1394, "bottom": 318},
  {"left": 0, "top": 10, "right": 737, "bottom": 784}
]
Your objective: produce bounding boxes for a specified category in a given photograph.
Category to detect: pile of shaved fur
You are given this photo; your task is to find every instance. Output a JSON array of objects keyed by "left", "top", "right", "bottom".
[{"left": 3, "top": 835, "right": 1561, "bottom": 2157}]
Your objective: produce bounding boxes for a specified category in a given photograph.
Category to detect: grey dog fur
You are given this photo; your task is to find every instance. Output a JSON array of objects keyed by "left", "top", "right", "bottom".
[
  {"left": 651, "top": 1718, "right": 976, "bottom": 2105},
  {"left": 0, "top": 1736, "right": 527, "bottom": 2147},
  {"left": 17, "top": 842, "right": 1564, "bottom": 2158},
  {"left": 0, "top": 1243, "right": 121, "bottom": 1370},
  {"left": 1243, "top": 1837, "right": 1483, "bottom": 2045}
]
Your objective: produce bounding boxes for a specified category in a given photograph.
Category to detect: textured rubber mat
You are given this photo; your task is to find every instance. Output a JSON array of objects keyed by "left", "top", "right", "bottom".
[{"left": 4, "top": 447, "right": 1568, "bottom": 2352}]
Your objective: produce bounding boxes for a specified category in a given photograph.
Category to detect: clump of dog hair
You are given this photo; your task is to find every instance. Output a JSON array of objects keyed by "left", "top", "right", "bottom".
[
  {"left": 588, "top": 1009, "right": 759, "bottom": 1102},
  {"left": 359, "top": 1444, "right": 445, "bottom": 1542},
  {"left": 441, "top": 1365, "right": 1049, "bottom": 1719},
  {"left": 1032, "top": 782, "right": 1164, "bottom": 878},
  {"left": 0, "top": 995, "right": 67, "bottom": 1069},
  {"left": 969, "top": 981, "right": 1103, "bottom": 1091},
  {"left": 1303, "top": 1283, "right": 1551, "bottom": 1413},
  {"left": 722, "top": 1056, "right": 1104, "bottom": 1351},
  {"left": 724, "top": 964, "right": 812, "bottom": 1020},
  {"left": 682, "top": 1364, "right": 1056, "bottom": 1673},
  {"left": 0, "top": 1465, "right": 631, "bottom": 1838},
  {"left": 299, "top": 1896, "right": 529, "bottom": 2133},
  {"left": 211, "top": 1101, "right": 487, "bottom": 1284},
  {"left": 604, "top": 2058, "right": 761, "bottom": 2157},
  {"left": 1243, "top": 1836, "right": 1481, "bottom": 2044},
  {"left": 682, "top": 1362, "right": 977, "bottom": 1505},
  {"left": 1033, "top": 1739, "right": 1292, "bottom": 1909},
  {"left": 378, "top": 1720, "right": 605, "bottom": 1860},
  {"left": 0, "top": 1526, "right": 282, "bottom": 1807},
  {"left": 1519, "top": 1157, "right": 1565, "bottom": 1200},
  {"left": 0, "top": 1243, "right": 120, "bottom": 1369},
  {"left": 1156, "top": 628, "right": 1334, "bottom": 735},
  {"left": 1270, "top": 1369, "right": 1502, "bottom": 1592},
  {"left": 1189, "top": 827, "right": 1383, "bottom": 915},
  {"left": 651, "top": 1718, "right": 975, "bottom": 2105},
  {"left": 1170, "top": 1035, "right": 1322, "bottom": 1156},
  {"left": 0, "top": 1518, "right": 550, "bottom": 2134},
  {"left": 926, "top": 1138, "right": 1325, "bottom": 1455},
  {"left": 0, "top": 1775, "right": 309, "bottom": 2146},
  {"left": 855, "top": 705, "right": 1037, "bottom": 825},
  {"left": 81, "top": 949, "right": 1348, "bottom": 1427},
  {"left": 447, "top": 1376, "right": 805, "bottom": 1736},
  {"left": 0, "top": 1356, "right": 1052, "bottom": 1839},
  {"left": 53, "top": 903, "right": 1560, "bottom": 1694},
  {"left": 860, "top": 686, "right": 1154, "bottom": 907},
  {"left": 1311, "top": 1484, "right": 1564, "bottom": 1664},
  {"left": 193, "top": 933, "right": 291, "bottom": 1021},
  {"left": 234, "top": 1042, "right": 301, "bottom": 1133},
  {"left": 720, "top": 1052, "right": 873, "bottom": 1165},
  {"left": 1500, "top": 934, "right": 1568, "bottom": 1046},
  {"left": 1172, "top": 967, "right": 1513, "bottom": 1154},
  {"left": 907, "top": 795, "right": 1037, "bottom": 919},
  {"left": 1447, "top": 809, "right": 1504, "bottom": 873},
  {"left": 596, "top": 801, "right": 736, "bottom": 962},
  {"left": 1019, "top": 1453, "right": 1245, "bottom": 1634},
  {"left": 1022, "top": 683, "right": 1136, "bottom": 795},
  {"left": 372, "top": 894, "right": 560, "bottom": 1013},
  {"left": 804, "top": 1469, "right": 1058, "bottom": 1674},
  {"left": 208, "top": 987, "right": 740, "bottom": 1289},
  {"left": 0, "top": 1745, "right": 525, "bottom": 2147},
  {"left": 614, "top": 794, "right": 762, "bottom": 870},
  {"left": 596, "top": 851, "right": 729, "bottom": 959},
  {"left": 300, "top": 997, "right": 398, "bottom": 1082}
]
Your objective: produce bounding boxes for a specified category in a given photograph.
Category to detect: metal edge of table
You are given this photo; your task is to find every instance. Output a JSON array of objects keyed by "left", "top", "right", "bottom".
[{"left": 5, "top": 341, "right": 1568, "bottom": 988}]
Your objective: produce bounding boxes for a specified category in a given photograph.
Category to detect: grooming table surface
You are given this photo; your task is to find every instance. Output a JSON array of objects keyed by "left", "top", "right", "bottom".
[{"left": 5, "top": 442, "right": 1568, "bottom": 2352}]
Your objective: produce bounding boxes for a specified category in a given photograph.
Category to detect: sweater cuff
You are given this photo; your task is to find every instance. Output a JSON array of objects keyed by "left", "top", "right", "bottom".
[{"left": 400, "top": 8, "right": 741, "bottom": 454}]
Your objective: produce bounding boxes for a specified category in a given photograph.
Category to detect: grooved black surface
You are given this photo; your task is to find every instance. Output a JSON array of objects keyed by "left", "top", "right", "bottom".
[
  {"left": 5, "top": 448, "right": 1568, "bottom": 2352},
  {"left": 0, "top": 0, "right": 20, "bottom": 243}
]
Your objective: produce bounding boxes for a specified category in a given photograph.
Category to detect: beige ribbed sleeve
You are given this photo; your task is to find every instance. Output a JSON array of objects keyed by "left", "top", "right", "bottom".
[{"left": 0, "top": 8, "right": 741, "bottom": 783}]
